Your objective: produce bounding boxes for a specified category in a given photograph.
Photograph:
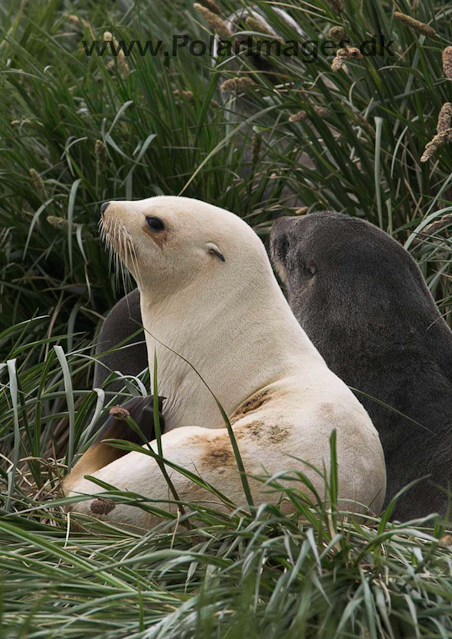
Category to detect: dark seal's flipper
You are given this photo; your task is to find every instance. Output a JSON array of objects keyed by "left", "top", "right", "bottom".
[
  {"left": 94, "top": 289, "right": 147, "bottom": 393},
  {"left": 65, "top": 395, "right": 165, "bottom": 493}
]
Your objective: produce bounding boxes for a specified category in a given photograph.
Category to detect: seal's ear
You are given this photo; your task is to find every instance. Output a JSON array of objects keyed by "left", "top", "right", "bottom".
[
  {"left": 306, "top": 260, "right": 317, "bottom": 276},
  {"left": 206, "top": 242, "right": 225, "bottom": 262}
]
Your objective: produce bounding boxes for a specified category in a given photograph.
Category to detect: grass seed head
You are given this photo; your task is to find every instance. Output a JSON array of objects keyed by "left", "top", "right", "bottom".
[
  {"left": 90, "top": 498, "right": 116, "bottom": 515},
  {"left": 117, "top": 53, "right": 130, "bottom": 80},
  {"left": 437, "top": 103, "right": 452, "bottom": 134},
  {"left": 102, "top": 31, "right": 130, "bottom": 79},
  {"left": 103, "top": 31, "right": 116, "bottom": 44},
  {"left": 442, "top": 46, "right": 452, "bottom": 79},
  {"left": 420, "top": 129, "right": 452, "bottom": 162},
  {"left": 394, "top": 12, "right": 436, "bottom": 38},
  {"left": 63, "top": 13, "right": 91, "bottom": 31},
  {"left": 338, "top": 47, "right": 363, "bottom": 60},
  {"left": 196, "top": 0, "right": 222, "bottom": 15},
  {"left": 331, "top": 56, "right": 345, "bottom": 71},
  {"left": 46, "top": 216, "right": 69, "bottom": 230},
  {"left": 109, "top": 405, "right": 131, "bottom": 420},
  {"left": 173, "top": 89, "right": 219, "bottom": 108},
  {"left": 245, "top": 17, "right": 277, "bottom": 38},
  {"left": 328, "top": 0, "right": 343, "bottom": 14},
  {"left": 439, "top": 534, "right": 452, "bottom": 548},
  {"left": 174, "top": 88, "right": 195, "bottom": 102},
  {"left": 289, "top": 106, "right": 330, "bottom": 122},
  {"left": 289, "top": 110, "right": 308, "bottom": 122},
  {"left": 328, "top": 26, "right": 348, "bottom": 41},
  {"left": 29, "top": 168, "right": 47, "bottom": 201},
  {"left": 220, "top": 77, "right": 254, "bottom": 93},
  {"left": 251, "top": 131, "right": 262, "bottom": 165},
  {"left": 331, "top": 47, "right": 363, "bottom": 71},
  {"left": 350, "top": 113, "right": 374, "bottom": 136},
  {"left": 193, "top": 4, "right": 232, "bottom": 39},
  {"left": 95, "top": 139, "right": 107, "bottom": 168}
]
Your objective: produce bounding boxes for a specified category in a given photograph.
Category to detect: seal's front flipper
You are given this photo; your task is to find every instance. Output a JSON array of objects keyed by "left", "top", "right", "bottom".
[{"left": 63, "top": 395, "right": 165, "bottom": 494}]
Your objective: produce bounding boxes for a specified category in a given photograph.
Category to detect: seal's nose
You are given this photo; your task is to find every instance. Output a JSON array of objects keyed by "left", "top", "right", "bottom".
[{"left": 100, "top": 201, "right": 110, "bottom": 216}]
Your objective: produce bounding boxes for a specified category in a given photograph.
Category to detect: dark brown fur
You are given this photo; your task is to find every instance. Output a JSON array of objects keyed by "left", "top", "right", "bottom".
[{"left": 270, "top": 211, "right": 452, "bottom": 522}]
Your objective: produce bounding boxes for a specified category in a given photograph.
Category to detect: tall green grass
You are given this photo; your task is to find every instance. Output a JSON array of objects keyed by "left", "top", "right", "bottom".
[
  {"left": 1, "top": 0, "right": 452, "bottom": 636},
  {"left": 1, "top": 0, "right": 451, "bottom": 347},
  {"left": 1, "top": 333, "right": 452, "bottom": 637}
]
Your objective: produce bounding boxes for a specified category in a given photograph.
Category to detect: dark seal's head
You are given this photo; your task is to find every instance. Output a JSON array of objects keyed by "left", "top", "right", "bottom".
[{"left": 269, "top": 211, "right": 444, "bottom": 351}]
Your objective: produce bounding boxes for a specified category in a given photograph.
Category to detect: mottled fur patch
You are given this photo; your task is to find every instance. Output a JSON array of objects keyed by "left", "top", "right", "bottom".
[
  {"left": 236, "top": 420, "right": 290, "bottom": 444},
  {"left": 201, "top": 435, "right": 235, "bottom": 471},
  {"left": 267, "top": 424, "right": 290, "bottom": 443},
  {"left": 240, "top": 420, "right": 262, "bottom": 439}
]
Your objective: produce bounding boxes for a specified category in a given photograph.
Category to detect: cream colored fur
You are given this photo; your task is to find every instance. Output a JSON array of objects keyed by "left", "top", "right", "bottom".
[{"left": 63, "top": 196, "right": 386, "bottom": 529}]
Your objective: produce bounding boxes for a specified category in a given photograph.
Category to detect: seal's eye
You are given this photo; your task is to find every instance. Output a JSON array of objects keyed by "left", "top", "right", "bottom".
[{"left": 146, "top": 216, "right": 165, "bottom": 232}]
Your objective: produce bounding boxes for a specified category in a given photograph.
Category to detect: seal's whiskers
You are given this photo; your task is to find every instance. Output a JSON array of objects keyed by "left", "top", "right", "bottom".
[{"left": 100, "top": 215, "right": 139, "bottom": 293}]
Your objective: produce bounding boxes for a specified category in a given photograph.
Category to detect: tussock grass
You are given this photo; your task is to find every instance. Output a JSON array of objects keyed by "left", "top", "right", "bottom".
[
  {"left": 1, "top": 0, "right": 451, "bottom": 346},
  {"left": 1, "top": 0, "right": 452, "bottom": 635},
  {"left": 1, "top": 336, "right": 452, "bottom": 637}
]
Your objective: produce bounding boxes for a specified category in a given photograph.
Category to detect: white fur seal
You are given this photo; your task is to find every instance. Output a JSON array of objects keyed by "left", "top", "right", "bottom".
[{"left": 63, "top": 197, "right": 385, "bottom": 528}]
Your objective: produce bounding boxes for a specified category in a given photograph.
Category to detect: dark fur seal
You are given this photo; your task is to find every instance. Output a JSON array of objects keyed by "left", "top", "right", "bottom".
[
  {"left": 93, "top": 289, "right": 146, "bottom": 393},
  {"left": 270, "top": 211, "right": 452, "bottom": 521},
  {"left": 92, "top": 289, "right": 162, "bottom": 440}
]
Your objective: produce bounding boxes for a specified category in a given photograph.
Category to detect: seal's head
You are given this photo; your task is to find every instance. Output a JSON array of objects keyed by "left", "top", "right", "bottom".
[
  {"left": 100, "top": 196, "right": 269, "bottom": 296},
  {"left": 269, "top": 211, "right": 438, "bottom": 338}
]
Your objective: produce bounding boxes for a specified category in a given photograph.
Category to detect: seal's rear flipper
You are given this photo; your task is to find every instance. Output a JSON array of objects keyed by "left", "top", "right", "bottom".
[{"left": 63, "top": 395, "right": 165, "bottom": 494}]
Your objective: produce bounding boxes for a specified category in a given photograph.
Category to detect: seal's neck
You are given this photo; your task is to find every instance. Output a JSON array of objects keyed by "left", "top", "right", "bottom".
[{"left": 140, "top": 260, "right": 324, "bottom": 430}]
